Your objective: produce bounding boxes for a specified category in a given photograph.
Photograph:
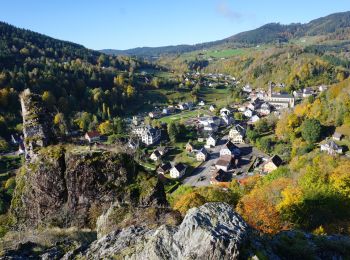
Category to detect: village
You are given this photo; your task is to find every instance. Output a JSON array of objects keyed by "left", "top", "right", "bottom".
[
  {"left": 78, "top": 73, "right": 343, "bottom": 191},
  {"left": 7, "top": 72, "right": 346, "bottom": 191}
]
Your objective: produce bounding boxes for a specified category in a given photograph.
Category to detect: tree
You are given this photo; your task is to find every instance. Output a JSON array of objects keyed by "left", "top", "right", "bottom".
[
  {"left": 168, "top": 122, "right": 179, "bottom": 143},
  {"left": 246, "top": 128, "right": 259, "bottom": 143},
  {"left": 173, "top": 192, "right": 206, "bottom": 215},
  {"left": 301, "top": 119, "right": 322, "bottom": 144},
  {"left": 126, "top": 85, "right": 135, "bottom": 98},
  {"left": 42, "top": 91, "right": 56, "bottom": 108},
  {"left": 53, "top": 113, "right": 67, "bottom": 135},
  {"left": 0, "top": 137, "right": 9, "bottom": 153},
  {"left": 98, "top": 120, "right": 113, "bottom": 135}
]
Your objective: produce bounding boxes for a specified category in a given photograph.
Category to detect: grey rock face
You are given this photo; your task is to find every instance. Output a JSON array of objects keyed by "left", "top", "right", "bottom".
[
  {"left": 79, "top": 203, "right": 250, "bottom": 260},
  {"left": 20, "top": 89, "right": 56, "bottom": 160}
]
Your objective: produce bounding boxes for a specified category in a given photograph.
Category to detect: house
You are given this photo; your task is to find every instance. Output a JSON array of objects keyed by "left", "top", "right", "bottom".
[
  {"left": 247, "top": 98, "right": 262, "bottom": 111},
  {"left": 198, "top": 100, "right": 205, "bottom": 106},
  {"left": 85, "top": 131, "right": 101, "bottom": 143},
  {"left": 220, "top": 141, "right": 240, "bottom": 157},
  {"left": 149, "top": 111, "right": 162, "bottom": 119},
  {"left": 185, "top": 142, "right": 194, "bottom": 153},
  {"left": 220, "top": 107, "right": 231, "bottom": 116},
  {"left": 196, "top": 148, "right": 209, "bottom": 162},
  {"left": 320, "top": 140, "right": 343, "bottom": 155},
  {"left": 206, "top": 135, "right": 217, "bottom": 147},
  {"left": 263, "top": 155, "right": 283, "bottom": 173},
  {"left": 259, "top": 102, "right": 271, "bottom": 115},
  {"left": 244, "top": 109, "right": 253, "bottom": 118},
  {"left": 150, "top": 150, "right": 162, "bottom": 161},
  {"left": 141, "top": 127, "right": 161, "bottom": 146},
  {"left": 221, "top": 115, "right": 233, "bottom": 126},
  {"left": 229, "top": 124, "right": 245, "bottom": 144},
  {"left": 162, "top": 107, "right": 175, "bottom": 115},
  {"left": 215, "top": 156, "right": 232, "bottom": 172},
  {"left": 157, "top": 162, "right": 172, "bottom": 175},
  {"left": 333, "top": 132, "right": 343, "bottom": 141},
  {"left": 242, "top": 85, "right": 252, "bottom": 93},
  {"left": 293, "top": 90, "right": 303, "bottom": 99},
  {"left": 170, "top": 163, "right": 187, "bottom": 178},
  {"left": 178, "top": 103, "right": 189, "bottom": 110},
  {"left": 209, "top": 105, "right": 216, "bottom": 112},
  {"left": 204, "top": 123, "right": 218, "bottom": 133},
  {"left": 210, "top": 169, "right": 231, "bottom": 185},
  {"left": 128, "top": 139, "right": 138, "bottom": 149},
  {"left": 302, "top": 87, "right": 314, "bottom": 98}
]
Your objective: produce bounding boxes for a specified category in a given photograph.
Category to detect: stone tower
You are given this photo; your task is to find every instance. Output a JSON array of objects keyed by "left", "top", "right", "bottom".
[{"left": 20, "top": 89, "right": 56, "bottom": 160}]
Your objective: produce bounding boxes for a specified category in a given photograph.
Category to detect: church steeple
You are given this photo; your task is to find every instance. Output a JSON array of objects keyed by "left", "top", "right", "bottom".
[{"left": 268, "top": 81, "right": 273, "bottom": 97}]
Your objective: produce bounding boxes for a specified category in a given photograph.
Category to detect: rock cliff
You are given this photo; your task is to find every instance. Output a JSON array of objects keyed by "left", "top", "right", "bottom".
[
  {"left": 79, "top": 203, "right": 250, "bottom": 259},
  {"left": 20, "top": 89, "right": 56, "bottom": 160},
  {"left": 10, "top": 145, "right": 167, "bottom": 228}
]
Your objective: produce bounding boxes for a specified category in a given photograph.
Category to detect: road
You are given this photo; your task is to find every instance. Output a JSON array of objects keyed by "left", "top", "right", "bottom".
[
  {"left": 182, "top": 137, "right": 268, "bottom": 187},
  {"left": 182, "top": 136, "right": 228, "bottom": 187}
]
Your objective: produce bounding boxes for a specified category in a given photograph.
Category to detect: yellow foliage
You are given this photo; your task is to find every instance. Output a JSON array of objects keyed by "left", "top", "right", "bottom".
[
  {"left": 330, "top": 162, "right": 350, "bottom": 198},
  {"left": 173, "top": 192, "right": 206, "bottom": 215},
  {"left": 276, "top": 186, "right": 303, "bottom": 213}
]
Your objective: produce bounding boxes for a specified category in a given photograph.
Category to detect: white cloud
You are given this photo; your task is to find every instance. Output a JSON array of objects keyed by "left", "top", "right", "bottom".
[{"left": 216, "top": 0, "right": 242, "bottom": 21}]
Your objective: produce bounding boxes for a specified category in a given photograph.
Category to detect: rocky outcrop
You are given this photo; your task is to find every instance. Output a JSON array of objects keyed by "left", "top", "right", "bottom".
[
  {"left": 79, "top": 203, "right": 250, "bottom": 259},
  {"left": 4, "top": 202, "right": 350, "bottom": 259},
  {"left": 11, "top": 145, "right": 167, "bottom": 228},
  {"left": 20, "top": 89, "right": 56, "bottom": 160}
]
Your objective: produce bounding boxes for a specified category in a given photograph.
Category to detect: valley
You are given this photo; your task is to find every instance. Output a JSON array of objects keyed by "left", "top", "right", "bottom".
[{"left": 1, "top": 8, "right": 350, "bottom": 259}]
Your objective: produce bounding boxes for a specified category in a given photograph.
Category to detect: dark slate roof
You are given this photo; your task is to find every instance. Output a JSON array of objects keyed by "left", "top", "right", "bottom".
[
  {"left": 157, "top": 162, "right": 172, "bottom": 172},
  {"left": 152, "top": 150, "right": 161, "bottom": 157},
  {"left": 198, "top": 147, "right": 208, "bottom": 155},
  {"left": 224, "top": 141, "right": 239, "bottom": 152},
  {"left": 174, "top": 163, "right": 186, "bottom": 172},
  {"left": 270, "top": 155, "right": 283, "bottom": 167},
  {"left": 327, "top": 140, "right": 340, "bottom": 150}
]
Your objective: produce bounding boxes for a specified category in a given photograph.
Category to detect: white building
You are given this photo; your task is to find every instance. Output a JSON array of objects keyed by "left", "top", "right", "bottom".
[
  {"left": 220, "top": 141, "right": 240, "bottom": 157},
  {"left": 229, "top": 124, "right": 245, "bottom": 144},
  {"left": 320, "top": 140, "right": 343, "bottom": 155},
  {"left": 244, "top": 109, "right": 254, "bottom": 118},
  {"left": 221, "top": 115, "right": 233, "bottom": 126},
  {"left": 196, "top": 148, "right": 208, "bottom": 162},
  {"left": 206, "top": 135, "right": 217, "bottom": 147},
  {"left": 170, "top": 163, "right": 187, "bottom": 178}
]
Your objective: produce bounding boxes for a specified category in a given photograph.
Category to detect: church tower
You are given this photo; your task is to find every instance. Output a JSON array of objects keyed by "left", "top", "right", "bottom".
[{"left": 268, "top": 82, "right": 273, "bottom": 97}]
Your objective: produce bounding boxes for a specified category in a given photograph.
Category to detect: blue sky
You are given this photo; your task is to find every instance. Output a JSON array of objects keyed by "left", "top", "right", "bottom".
[{"left": 1, "top": 0, "right": 350, "bottom": 50}]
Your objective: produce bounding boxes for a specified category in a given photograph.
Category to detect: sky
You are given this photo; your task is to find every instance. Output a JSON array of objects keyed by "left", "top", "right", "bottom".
[{"left": 1, "top": 0, "right": 350, "bottom": 50}]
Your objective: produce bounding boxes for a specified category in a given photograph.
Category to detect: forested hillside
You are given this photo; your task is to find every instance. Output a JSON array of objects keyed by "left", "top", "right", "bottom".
[
  {"left": 104, "top": 11, "right": 350, "bottom": 57},
  {"left": 0, "top": 22, "right": 162, "bottom": 145}
]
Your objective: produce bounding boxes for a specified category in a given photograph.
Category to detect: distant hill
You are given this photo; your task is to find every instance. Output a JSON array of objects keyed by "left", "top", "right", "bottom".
[{"left": 102, "top": 11, "right": 350, "bottom": 57}]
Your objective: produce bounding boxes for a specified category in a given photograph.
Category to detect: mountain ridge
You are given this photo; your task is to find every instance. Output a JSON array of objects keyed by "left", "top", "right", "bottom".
[{"left": 101, "top": 11, "right": 350, "bottom": 57}]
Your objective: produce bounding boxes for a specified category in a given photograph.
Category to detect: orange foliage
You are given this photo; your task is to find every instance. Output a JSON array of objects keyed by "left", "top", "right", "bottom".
[{"left": 237, "top": 178, "right": 292, "bottom": 234}]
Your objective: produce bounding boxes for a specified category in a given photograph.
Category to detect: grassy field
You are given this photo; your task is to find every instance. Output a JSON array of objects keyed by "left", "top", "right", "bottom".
[
  {"left": 159, "top": 109, "right": 203, "bottom": 124},
  {"left": 204, "top": 48, "right": 246, "bottom": 58}
]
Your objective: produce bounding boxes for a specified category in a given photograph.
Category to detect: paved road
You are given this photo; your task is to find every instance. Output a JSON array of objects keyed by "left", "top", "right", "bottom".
[
  {"left": 182, "top": 137, "right": 268, "bottom": 187},
  {"left": 182, "top": 136, "right": 228, "bottom": 187}
]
